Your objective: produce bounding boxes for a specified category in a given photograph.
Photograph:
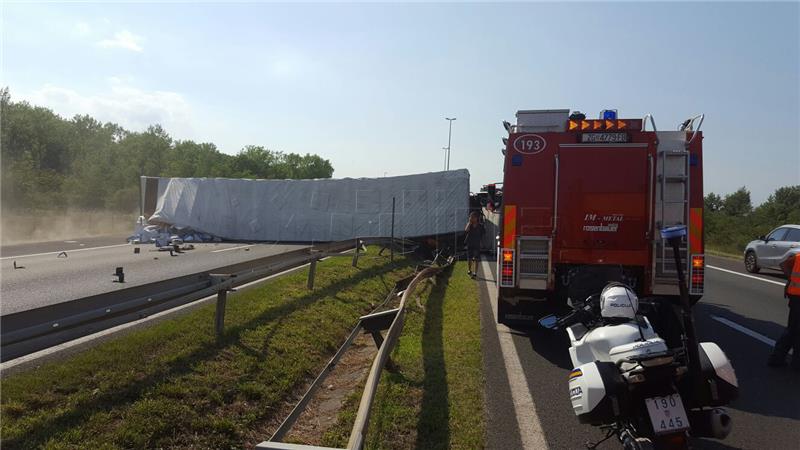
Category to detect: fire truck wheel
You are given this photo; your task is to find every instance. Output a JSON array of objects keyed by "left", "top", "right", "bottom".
[{"left": 497, "top": 298, "right": 510, "bottom": 324}]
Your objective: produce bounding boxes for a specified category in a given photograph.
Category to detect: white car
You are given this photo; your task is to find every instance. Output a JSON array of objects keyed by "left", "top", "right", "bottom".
[{"left": 744, "top": 224, "right": 800, "bottom": 273}]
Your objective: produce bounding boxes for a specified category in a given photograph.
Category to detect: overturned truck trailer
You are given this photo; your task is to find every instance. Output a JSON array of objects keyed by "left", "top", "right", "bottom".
[{"left": 140, "top": 170, "right": 470, "bottom": 242}]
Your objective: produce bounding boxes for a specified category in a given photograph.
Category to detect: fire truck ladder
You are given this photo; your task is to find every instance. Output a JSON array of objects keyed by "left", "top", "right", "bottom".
[{"left": 654, "top": 130, "right": 690, "bottom": 280}]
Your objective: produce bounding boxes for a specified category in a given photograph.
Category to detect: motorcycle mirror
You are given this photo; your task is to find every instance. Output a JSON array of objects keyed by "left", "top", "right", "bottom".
[{"left": 538, "top": 315, "right": 558, "bottom": 329}]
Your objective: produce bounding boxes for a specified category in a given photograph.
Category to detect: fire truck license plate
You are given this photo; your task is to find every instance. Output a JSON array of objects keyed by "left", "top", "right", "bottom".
[{"left": 645, "top": 394, "right": 690, "bottom": 434}]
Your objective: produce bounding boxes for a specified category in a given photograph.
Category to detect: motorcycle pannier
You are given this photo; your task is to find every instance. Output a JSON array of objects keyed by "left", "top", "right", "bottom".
[
  {"left": 569, "top": 361, "right": 628, "bottom": 425},
  {"left": 697, "top": 342, "right": 739, "bottom": 406}
]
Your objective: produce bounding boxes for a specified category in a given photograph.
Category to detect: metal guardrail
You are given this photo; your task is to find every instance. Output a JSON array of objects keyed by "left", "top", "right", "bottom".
[
  {"left": 0, "top": 239, "right": 371, "bottom": 363},
  {"left": 256, "top": 254, "right": 453, "bottom": 450}
]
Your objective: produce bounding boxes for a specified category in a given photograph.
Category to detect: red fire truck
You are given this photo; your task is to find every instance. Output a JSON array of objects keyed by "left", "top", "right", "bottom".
[{"left": 495, "top": 109, "right": 705, "bottom": 324}]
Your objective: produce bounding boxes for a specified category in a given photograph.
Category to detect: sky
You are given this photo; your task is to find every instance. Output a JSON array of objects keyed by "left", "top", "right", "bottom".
[{"left": 2, "top": 1, "right": 799, "bottom": 204}]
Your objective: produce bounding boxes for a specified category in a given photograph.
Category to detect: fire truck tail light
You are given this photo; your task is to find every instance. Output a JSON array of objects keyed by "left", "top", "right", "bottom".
[
  {"left": 690, "top": 254, "right": 705, "bottom": 295},
  {"left": 692, "top": 254, "right": 704, "bottom": 268},
  {"left": 500, "top": 248, "right": 515, "bottom": 287}
]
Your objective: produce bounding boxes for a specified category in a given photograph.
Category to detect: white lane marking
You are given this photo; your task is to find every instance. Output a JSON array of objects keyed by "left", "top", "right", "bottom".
[
  {"left": 211, "top": 245, "right": 254, "bottom": 253},
  {"left": 711, "top": 315, "right": 776, "bottom": 347},
  {"left": 0, "top": 243, "right": 130, "bottom": 260},
  {"left": 480, "top": 259, "right": 549, "bottom": 450},
  {"left": 706, "top": 265, "right": 786, "bottom": 287}
]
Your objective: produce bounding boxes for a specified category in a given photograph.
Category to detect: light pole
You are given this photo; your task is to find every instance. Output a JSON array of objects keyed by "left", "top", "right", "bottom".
[
  {"left": 442, "top": 147, "right": 448, "bottom": 171},
  {"left": 445, "top": 117, "right": 456, "bottom": 170}
]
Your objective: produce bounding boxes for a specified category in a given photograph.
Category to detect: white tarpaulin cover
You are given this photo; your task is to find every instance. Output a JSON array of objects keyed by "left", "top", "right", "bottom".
[{"left": 144, "top": 170, "right": 470, "bottom": 242}]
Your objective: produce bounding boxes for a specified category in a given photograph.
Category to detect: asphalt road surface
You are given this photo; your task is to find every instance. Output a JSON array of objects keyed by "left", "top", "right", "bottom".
[
  {"left": 0, "top": 236, "right": 306, "bottom": 315},
  {"left": 478, "top": 255, "right": 799, "bottom": 450}
]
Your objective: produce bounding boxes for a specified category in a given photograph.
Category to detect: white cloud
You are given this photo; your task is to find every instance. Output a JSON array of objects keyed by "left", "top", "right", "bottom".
[
  {"left": 97, "top": 30, "right": 143, "bottom": 52},
  {"left": 22, "top": 81, "right": 196, "bottom": 139}
]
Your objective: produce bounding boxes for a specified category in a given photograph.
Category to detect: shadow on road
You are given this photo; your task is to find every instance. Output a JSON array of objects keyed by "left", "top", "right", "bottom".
[
  {"left": 696, "top": 302, "right": 800, "bottom": 422},
  {"left": 505, "top": 300, "right": 575, "bottom": 370},
  {"left": 691, "top": 437, "right": 745, "bottom": 449},
  {"left": 754, "top": 269, "right": 787, "bottom": 281}
]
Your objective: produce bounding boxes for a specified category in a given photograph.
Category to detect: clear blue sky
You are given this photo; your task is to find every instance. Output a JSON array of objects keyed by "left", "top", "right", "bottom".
[{"left": 3, "top": 1, "right": 798, "bottom": 204}]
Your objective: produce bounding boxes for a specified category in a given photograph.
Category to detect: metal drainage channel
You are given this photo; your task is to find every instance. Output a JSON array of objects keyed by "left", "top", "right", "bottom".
[{"left": 257, "top": 252, "right": 454, "bottom": 450}]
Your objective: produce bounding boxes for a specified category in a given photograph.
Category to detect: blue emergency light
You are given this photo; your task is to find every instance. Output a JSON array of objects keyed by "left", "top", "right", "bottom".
[{"left": 602, "top": 109, "right": 618, "bottom": 120}]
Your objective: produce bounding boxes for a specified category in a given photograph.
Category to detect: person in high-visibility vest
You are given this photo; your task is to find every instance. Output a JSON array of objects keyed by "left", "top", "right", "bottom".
[{"left": 768, "top": 249, "right": 800, "bottom": 369}]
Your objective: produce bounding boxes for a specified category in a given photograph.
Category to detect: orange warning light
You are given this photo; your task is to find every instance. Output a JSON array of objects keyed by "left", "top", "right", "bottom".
[
  {"left": 605, "top": 120, "right": 615, "bottom": 130},
  {"left": 569, "top": 120, "right": 579, "bottom": 131},
  {"left": 581, "top": 120, "right": 590, "bottom": 130},
  {"left": 593, "top": 120, "right": 603, "bottom": 130},
  {"left": 617, "top": 120, "right": 627, "bottom": 129}
]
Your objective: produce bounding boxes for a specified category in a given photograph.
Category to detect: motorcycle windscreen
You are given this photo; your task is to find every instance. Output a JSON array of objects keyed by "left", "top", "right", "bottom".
[{"left": 556, "top": 146, "right": 649, "bottom": 251}]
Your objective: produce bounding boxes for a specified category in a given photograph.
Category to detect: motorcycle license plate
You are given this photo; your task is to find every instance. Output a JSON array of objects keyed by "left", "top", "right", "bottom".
[{"left": 645, "top": 394, "right": 690, "bottom": 435}]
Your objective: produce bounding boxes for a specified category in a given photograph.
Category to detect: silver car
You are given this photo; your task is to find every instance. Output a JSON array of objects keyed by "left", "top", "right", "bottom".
[{"left": 744, "top": 224, "right": 800, "bottom": 273}]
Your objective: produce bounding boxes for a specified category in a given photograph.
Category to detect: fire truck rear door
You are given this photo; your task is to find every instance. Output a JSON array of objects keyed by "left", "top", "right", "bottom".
[{"left": 556, "top": 144, "right": 650, "bottom": 251}]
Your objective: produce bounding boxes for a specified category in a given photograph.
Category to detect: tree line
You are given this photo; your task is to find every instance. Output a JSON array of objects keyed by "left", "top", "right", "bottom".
[
  {"left": 705, "top": 185, "right": 800, "bottom": 255},
  {"left": 0, "top": 88, "right": 334, "bottom": 212}
]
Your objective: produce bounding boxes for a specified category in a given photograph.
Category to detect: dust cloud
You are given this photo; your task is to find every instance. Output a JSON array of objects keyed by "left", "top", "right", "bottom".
[{"left": 0, "top": 210, "right": 136, "bottom": 245}]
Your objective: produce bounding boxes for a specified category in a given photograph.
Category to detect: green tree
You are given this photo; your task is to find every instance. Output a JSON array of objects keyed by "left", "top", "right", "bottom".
[
  {"left": 0, "top": 88, "right": 335, "bottom": 213},
  {"left": 721, "top": 187, "right": 752, "bottom": 216},
  {"left": 704, "top": 192, "right": 723, "bottom": 212},
  {"left": 757, "top": 185, "right": 800, "bottom": 225}
]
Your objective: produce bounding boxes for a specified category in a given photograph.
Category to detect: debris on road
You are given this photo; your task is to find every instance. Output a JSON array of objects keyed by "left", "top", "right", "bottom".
[
  {"left": 127, "top": 216, "right": 222, "bottom": 246},
  {"left": 57, "top": 251, "right": 68, "bottom": 258},
  {"left": 113, "top": 267, "right": 125, "bottom": 283}
]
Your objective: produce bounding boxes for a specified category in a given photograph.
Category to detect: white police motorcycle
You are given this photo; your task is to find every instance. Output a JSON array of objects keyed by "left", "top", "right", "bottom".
[{"left": 539, "top": 226, "right": 739, "bottom": 449}]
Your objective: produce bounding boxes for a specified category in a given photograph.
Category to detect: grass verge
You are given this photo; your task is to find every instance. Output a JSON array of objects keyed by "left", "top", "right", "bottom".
[
  {"left": 0, "top": 248, "right": 414, "bottom": 449},
  {"left": 705, "top": 246, "right": 742, "bottom": 260},
  {"left": 321, "top": 261, "right": 486, "bottom": 449}
]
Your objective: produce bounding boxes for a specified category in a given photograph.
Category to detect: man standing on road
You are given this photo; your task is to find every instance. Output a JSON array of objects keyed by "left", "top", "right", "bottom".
[
  {"left": 464, "top": 211, "right": 485, "bottom": 279},
  {"left": 768, "top": 249, "right": 800, "bottom": 370}
]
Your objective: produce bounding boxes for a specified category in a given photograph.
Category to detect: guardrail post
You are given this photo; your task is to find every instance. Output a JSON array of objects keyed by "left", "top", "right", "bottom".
[
  {"left": 215, "top": 289, "right": 227, "bottom": 343},
  {"left": 307, "top": 258, "right": 317, "bottom": 290},
  {"left": 368, "top": 331, "right": 397, "bottom": 372},
  {"left": 352, "top": 238, "right": 361, "bottom": 267},
  {"left": 391, "top": 197, "right": 395, "bottom": 262}
]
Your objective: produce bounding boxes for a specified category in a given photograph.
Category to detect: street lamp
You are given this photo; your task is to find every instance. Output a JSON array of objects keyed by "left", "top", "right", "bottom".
[
  {"left": 442, "top": 147, "right": 448, "bottom": 171},
  {"left": 445, "top": 117, "right": 456, "bottom": 170}
]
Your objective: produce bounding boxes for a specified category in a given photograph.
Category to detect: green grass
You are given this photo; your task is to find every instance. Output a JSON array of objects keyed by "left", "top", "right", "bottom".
[
  {"left": 322, "top": 262, "right": 486, "bottom": 450},
  {"left": 0, "top": 248, "right": 415, "bottom": 449},
  {"left": 704, "top": 246, "right": 742, "bottom": 260}
]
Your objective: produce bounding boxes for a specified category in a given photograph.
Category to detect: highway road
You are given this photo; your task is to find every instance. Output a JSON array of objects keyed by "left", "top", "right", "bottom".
[
  {"left": 478, "top": 255, "right": 799, "bottom": 450},
  {"left": 0, "top": 236, "right": 306, "bottom": 315}
]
